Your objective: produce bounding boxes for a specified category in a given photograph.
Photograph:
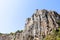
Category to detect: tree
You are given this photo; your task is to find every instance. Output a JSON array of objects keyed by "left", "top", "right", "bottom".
[{"left": 16, "top": 30, "right": 23, "bottom": 33}]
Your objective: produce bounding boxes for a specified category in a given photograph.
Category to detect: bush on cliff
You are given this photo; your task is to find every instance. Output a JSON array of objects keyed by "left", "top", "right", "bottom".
[{"left": 44, "top": 27, "right": 60, "bottom": 40}]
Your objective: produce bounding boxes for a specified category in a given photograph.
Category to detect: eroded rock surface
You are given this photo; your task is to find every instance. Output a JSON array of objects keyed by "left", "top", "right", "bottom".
[{"left": 23, "top": 9, "right": 60, "bottom": 40}]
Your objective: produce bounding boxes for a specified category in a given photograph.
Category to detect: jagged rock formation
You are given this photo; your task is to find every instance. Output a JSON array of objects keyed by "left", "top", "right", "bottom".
[
  {"left": 0, "top": 9, "right": 60, "bottom": 40},
  {"left": 0, "top": 30, "right": 23, "bottom": 40},
  {"left": 23, "top": 9, "right": 60, "bottom": 40}
]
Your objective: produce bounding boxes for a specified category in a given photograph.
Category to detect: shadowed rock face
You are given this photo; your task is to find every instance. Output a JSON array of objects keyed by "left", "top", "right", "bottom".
[{"left": 0, "top": 9, "right": 60, "bottom": 40}]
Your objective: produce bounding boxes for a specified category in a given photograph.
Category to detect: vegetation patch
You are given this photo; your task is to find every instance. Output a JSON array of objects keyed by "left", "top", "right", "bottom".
[
  {"left": 44, "top": 27, "right": 60, "bottom": 40},
  {"left": 56, "top": 20, "right": 60, "bottom": 26}
]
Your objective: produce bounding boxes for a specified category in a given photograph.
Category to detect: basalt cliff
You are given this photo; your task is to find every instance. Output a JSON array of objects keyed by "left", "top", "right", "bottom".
[{"left": 0, "top": 9, "right": 60, "bottom": 40}]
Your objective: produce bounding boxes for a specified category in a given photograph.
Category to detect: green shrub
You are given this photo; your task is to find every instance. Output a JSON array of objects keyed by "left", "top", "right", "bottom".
[
  {"left": 44, "top": 27, "right": 60, "bottom": 40},
  {"left": 0, "top": 33, "right": 2, "bottom": 35},
  {"left": 10, "top": 32, "right": 15, "bottom": 35},
  {"left": 57, "top": 20, "right": 60, "bottom": 25},
  {"left": 16, "top": 30, "right": 23, "bottom": 33}
]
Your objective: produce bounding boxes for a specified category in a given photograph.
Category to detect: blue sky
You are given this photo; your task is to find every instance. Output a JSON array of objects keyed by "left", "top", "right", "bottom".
[{"left": 0, "top": 0, "right": 60, "bottom": 33}]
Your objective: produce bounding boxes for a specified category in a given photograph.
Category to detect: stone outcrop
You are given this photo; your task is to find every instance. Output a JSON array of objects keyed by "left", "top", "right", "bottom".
[
  {"left": 0, "top": 31, "right": 23, "bottom": 40},
  {"left": 23, "top": 9, "right": 60, "bottom": 40},
  {"left": 0, "top": 9, "right": 60, "bottom": 40}
]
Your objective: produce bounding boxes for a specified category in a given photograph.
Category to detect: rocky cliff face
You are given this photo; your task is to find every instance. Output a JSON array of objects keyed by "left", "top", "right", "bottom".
[
  {"left": 0, "top": 9, "right": 60, "bottom": 40},
  {"left": 23, "top": 9, "right": 60, "bottom": 40},
  {"left": 0, "top": 30, "right": 23, "bottom": 40}
]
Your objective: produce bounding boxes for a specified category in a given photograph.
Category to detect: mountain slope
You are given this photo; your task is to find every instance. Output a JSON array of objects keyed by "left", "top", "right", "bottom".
[{"left": 0, "top": 9, "right": 60, "bottom": 40}]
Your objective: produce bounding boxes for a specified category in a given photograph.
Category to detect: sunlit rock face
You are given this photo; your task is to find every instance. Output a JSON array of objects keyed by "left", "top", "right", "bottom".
[
  {"left": 0, "top": 34, "right": 15, "bottom": 40},
  {"left": 23, "top": 9, "right": 60, "bottom": 40},
  {"left": 0, "top": 9, "right": 60, "bottom": 40},
  {"left": 0, "top": 32, "right": 23, "bottom": 40},
  {"left": 15, "top": 31, "right": 23, "bottom": 40}
]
